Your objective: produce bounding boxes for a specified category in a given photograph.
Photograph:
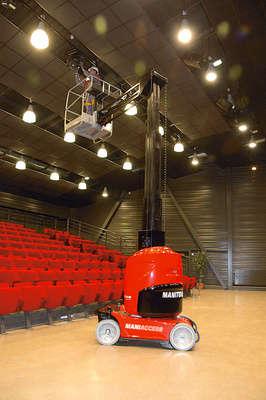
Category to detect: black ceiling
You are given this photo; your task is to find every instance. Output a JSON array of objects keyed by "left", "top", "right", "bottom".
[{"left": 0, "top": 0, "right": 265, "bottom": 207}]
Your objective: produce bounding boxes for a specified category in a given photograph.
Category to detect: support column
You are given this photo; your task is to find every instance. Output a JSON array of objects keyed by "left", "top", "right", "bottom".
[{"left": 138, "top": 71, "right": 167, "bottom": 249}]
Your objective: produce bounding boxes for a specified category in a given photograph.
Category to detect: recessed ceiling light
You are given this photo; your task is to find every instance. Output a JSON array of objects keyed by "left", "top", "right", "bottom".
[{"left": 251, "top": 166, "right": 257, "bottom": 171}]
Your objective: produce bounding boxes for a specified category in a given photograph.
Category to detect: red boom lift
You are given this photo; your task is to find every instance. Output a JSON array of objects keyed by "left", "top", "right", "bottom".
[{"left": 70, "top": 67, "right": 200, "bottom": 350}]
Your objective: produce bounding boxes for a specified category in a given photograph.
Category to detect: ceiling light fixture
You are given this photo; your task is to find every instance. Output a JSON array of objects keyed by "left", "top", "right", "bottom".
[
  {"left": 191, "top": 154, "right": 199, "bottom": 166},
  {"left": 123, "top": 156, "right": 133, "bottom": 170},
  {"left": 212, "top": 58, "right": 223, "bottom": 67},
  {"left": 251, "top": 166, "right": 257, "bottom": 171},
  {"left": 15, "top": 158, "right": 26, "bottom": 170},
  {"left": 1, "top": 0, "right": 16, "bottom": 10},
  {"left": 248, "top": 138, "right": 257, "bottom": 149},
  {"left": 205, "top": 64, "right": 218, "bottom": 83},
  {"left": 97, "top": 143, "right": 108, "bottom": 158},
  {"left": 30, "top": 21, "right": 49, "bottom": 50},
  {"left": 78, "top": 178, "right": 87, "bottom": 190},
  {"left": 177, "top": 10, "right": 193, "bottom": 44},
  {"left": 22, "top": 100, "right": 36, "bottom": 124},
  {"left": 238, "top": 123, "right": 248, "bottom": 132},
  {"left": 159, "top": 126, "right": 164, "bottom": 136},
  {"left": 124, "top": 102, "right": 138, "bottom": 116},
  {"left": 64, "top": 131, "right": 76, "bottom": 143},
  {"left": 50, "top": 170, "right": 60, "bottom": 181},
  {"left": 174, "top": 137, "right": 184, "bottom": 152},
  {"left": 84, "top": 176, "right": 90, "bottom": 181},
  {"left": 102, "top": 186, "right": 109, "bottom": 198}
]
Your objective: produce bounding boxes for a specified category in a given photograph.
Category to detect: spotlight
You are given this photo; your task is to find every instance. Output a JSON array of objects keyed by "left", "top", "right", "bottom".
[
  {"left": 124, "top": 102, "right": 137, "bottom": 116},
  {"left": 251, "top": 166, "right": 257, "bottom": 171},
  {"left": 123, "top": 156, "right": 133, "bottom": 170},
  {"left": 159, "top": 126, "right": 164, "bottom": 136},
  {"left": 248, "top": 138, "right": 257, "bottom": 149},
  {"left": 30, "top": 21, "right": 49, "bottom": 50},
  {"left": 78, "top": 179, "right": 87, "bottom": 190},
  {"left": 238, "top": 123, "right": 248, "bottom": 132},
  {"left": 15, "top": 158, "right": 26, "bottom": 170},
  {"left": 97, "top": 143, "right": 108, "bottom": 158},
  {"left": 174, "top": 138, "right": 184, "bottom": 153},
  {"left": 191, "top": 155, "right": 199, "bottom": 166},
  {"left": 102, "top": 186, "right": 109, "bottom": 198},
  {"left": 22, "top": 101, "right": 36, "bottom": 124},
  {"left": 84, "top": 176, "right": 90, "bottom": 181},
  {"left": 50, "top": 171, "right": 60, "bottom": 181},
  {"left": 64, "top": 131, "right": 76, "bottom": 143},
  {"left": 212, "top": 58, "right": 223, "bottom": 67},
  {"left": 205, "top": 65, "right": 218, "bottom": 82},
  {"left": 177, "top": 11, "right": 193, "bottom": 44}
]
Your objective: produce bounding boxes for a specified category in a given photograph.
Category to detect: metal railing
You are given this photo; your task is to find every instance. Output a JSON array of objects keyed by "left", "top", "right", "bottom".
[
  {"left": 66, "top": 218, "right": 127, "bottom": 252},
  {"left": 0, "top": 206, "right": 126, "bottom": 252}
]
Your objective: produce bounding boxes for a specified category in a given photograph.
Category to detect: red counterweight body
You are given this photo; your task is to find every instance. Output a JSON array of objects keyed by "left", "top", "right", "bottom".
[{"left": 124, "top": 246, "right": 183, "bottom": 316}]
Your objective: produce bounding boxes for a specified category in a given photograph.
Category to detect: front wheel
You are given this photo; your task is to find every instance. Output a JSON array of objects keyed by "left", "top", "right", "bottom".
[
  {"left": 169, "top": 323, "right": 197, "bottom": 351},
  {"left": 96, "top": 319, "right": 120, "bottom": 346}
]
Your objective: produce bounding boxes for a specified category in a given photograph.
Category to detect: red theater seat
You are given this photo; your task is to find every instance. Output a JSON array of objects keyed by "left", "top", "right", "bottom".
[
  {"left": 99, "top": 281, "right": 113, "bottom": 302},
  {"left": 14, "top": 283, "right": 47, "bottom": 312},
  {"left": 80, "top": 281, "right": 98, "bottom": 304},
  {"left": 0, "top": 286, "right": 20, "bottom": 315}
]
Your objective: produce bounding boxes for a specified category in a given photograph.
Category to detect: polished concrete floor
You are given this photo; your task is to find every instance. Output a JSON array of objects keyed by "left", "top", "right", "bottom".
[{"left": 1, "top": 289, "right": 266, "bottom": 400}]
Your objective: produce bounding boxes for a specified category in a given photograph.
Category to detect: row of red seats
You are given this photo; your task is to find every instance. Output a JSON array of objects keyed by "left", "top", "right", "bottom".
[
  {"left": 0, "top": 241, "right": 77, "bottom": 252},
  {"left": 0, "top": 234, "right": 62, "bottom": 243},
  {"left": 44, "top": 228, "right": 127, "bottom": 262},
  {"left": 0, "top": 267, "right": 123, "bottom": 282},
  {"left": 0, "top": 279, "right": 124, "bottom": 315},
  {"left": 0, "top": 256, "right": 121, "bottom": 270}
]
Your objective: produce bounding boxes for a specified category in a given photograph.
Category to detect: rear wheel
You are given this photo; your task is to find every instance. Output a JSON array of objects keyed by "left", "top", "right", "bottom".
[
  {"left": 169, "top": 323, "right": 196, "bottom": 351},
  {"left": 96, "top": 319, "right": 120, "bottom": 346}
]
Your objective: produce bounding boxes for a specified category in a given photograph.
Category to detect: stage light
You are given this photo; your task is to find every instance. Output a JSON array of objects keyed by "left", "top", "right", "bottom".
[
  {"left": 191, "top": 155, "right": 199, "bottom": 166},
  {"left": 248, "top": 139, "right": 257, "bottom": 149},
  {"left": 50, "top": 171, "right": 60, "bottom": 181},
  {"left": 78, "top": 179, "right": 87, "bottom": 190},
  {"left": 205, "top": 65, "right": 218, "bottom": 82},
  {"left": 159, "top": 126, "right": 164, "bottom": 136},
  {"left": 124, "top": 102, "right": 137, "bottom": 116},
  {"left": 251, "top": 166, "right": 257, "bottom": 171},
  {"left": 30, "top": 22, "right": 49, "bottom": 50},
  {"left": 177, "top": 11, "right": 193, "bottom": 44},
  {"left": 15, "top": 159, "right": 26, "bottom": 170},
  {"left": 97, "top": 143, "right": 108, "bottom": 158},
  {"left": 238, "top": 123, "right": 248, "bottom": 132},
  {"left": 123, "top": 156, "right": 133, "bottom": 170},
  {"left": 102, "top": 186, "right": 109, "bottom": 198},
  {"left": 212, "top": 58, "right": 223, "bottom": 67},
  {"left": 174, "top": 139, "right": 184, "bottom": 153},
  {"left": 22, "top": 102, "right": 36, "bottom": 124},
  {"left": 64, "top": 131, "right": 76, "bottom": 143}
]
